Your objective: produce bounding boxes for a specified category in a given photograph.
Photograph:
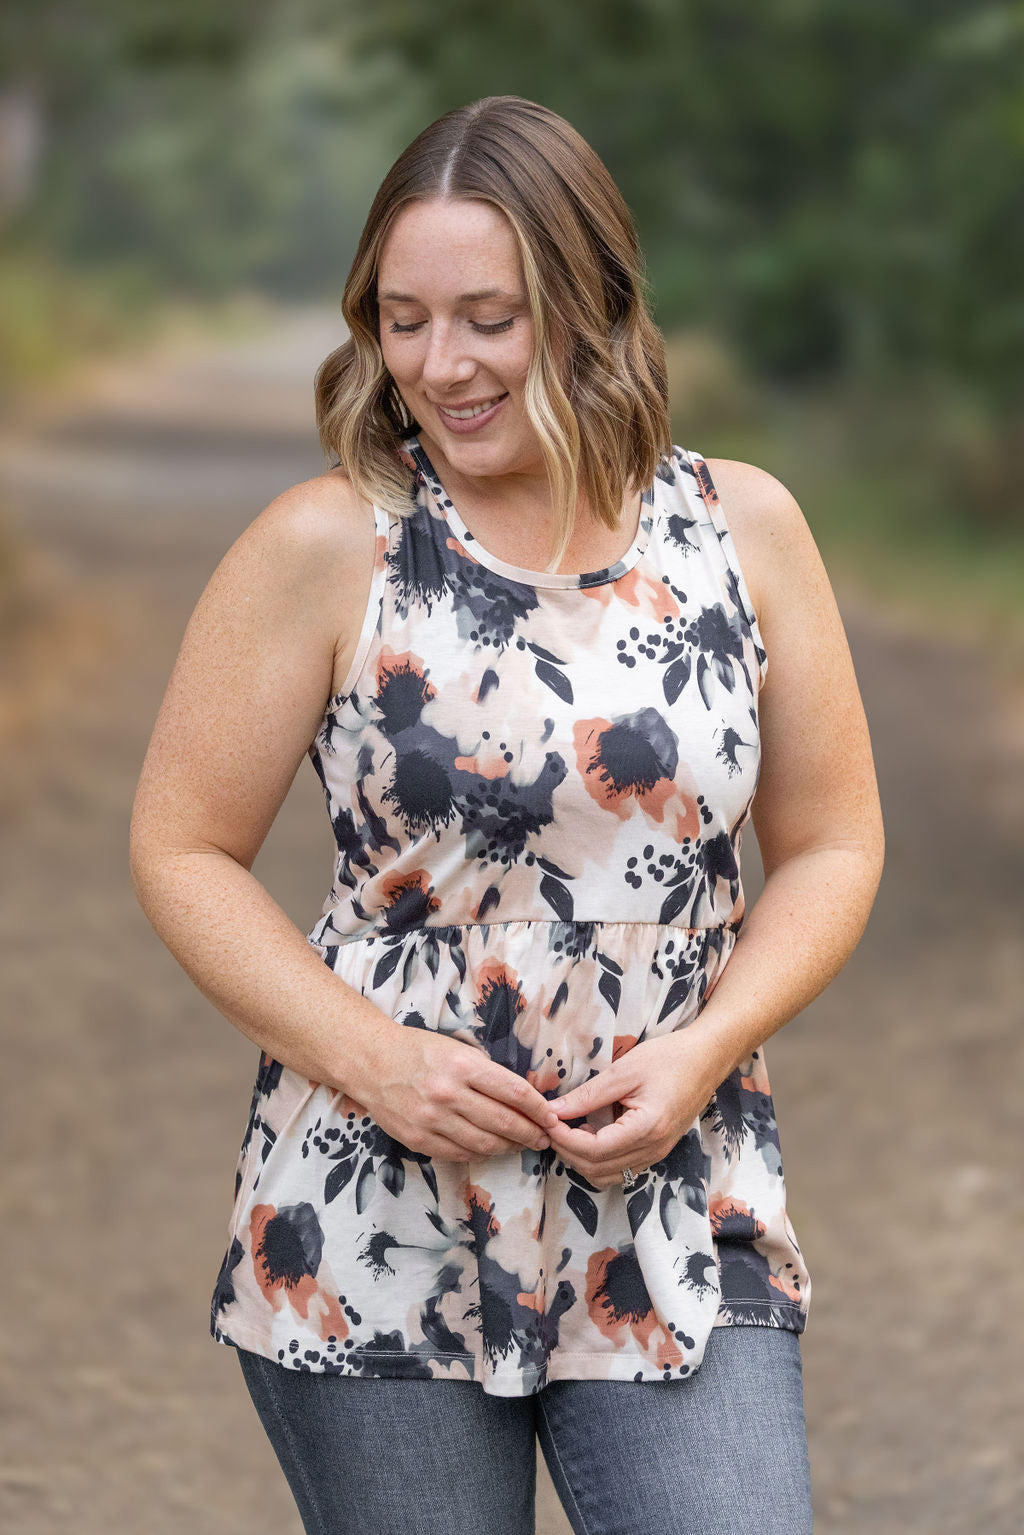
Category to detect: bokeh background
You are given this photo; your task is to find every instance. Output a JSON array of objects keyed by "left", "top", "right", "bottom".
[{"left": 2, "top": 4, "right": 1022, "bottom": 1532}]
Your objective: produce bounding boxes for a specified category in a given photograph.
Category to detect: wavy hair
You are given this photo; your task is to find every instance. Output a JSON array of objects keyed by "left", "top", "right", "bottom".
[{"left": 314, "top": 95, "right": 672, "bottom": 574}]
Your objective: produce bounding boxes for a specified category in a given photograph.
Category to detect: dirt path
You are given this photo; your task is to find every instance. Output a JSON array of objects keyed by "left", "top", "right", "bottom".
[{"left": 1, "top": 307, "right": 1021, "bottom": 1534}]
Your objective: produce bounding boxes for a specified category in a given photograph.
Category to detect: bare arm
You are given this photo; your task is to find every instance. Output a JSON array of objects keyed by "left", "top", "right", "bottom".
[
  {"left": 128, "top": 472, "right": 397, "bottom": 1086},
  {"left": 682, "top": 458, "right": 885, "bottom": 1084},
  {"left": 129, "top": 472, "right": 557, "bottom": 1156}
]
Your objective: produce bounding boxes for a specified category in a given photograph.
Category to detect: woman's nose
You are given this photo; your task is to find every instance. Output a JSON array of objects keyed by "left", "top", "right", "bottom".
[{"left": 421, "top": 321, "right": 475, "bottom": 389}]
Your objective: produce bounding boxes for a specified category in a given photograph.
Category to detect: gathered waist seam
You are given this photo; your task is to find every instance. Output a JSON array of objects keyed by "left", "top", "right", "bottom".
[{"left": 309, "top": 916, "right": 743, "bottom": 946}]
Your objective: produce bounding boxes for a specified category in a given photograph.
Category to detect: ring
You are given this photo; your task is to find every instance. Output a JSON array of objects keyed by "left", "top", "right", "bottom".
[{"left": 621, "top": 1167, "right": 638, "bottom": 1189}]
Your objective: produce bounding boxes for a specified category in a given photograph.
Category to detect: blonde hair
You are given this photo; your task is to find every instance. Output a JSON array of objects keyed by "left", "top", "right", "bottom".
[{"left": 314, "top": 95, "right": 672, "bottom": 574}]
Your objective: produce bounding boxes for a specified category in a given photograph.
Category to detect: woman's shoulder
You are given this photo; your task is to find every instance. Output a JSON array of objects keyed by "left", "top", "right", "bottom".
[
  {"left": 699, "top": 457, "right": 808, "bottom": 539},
  {"left": 219, "top": 467, "right": 381, "bottom": 614},
  {"left": 698, "top": 457, "right": 821, "bottom": 628},
  {"left": 253, "top": 466, "right": 378, "bottom": 561},
  {"left": 199, "top": 469, "right": 382, "bottom": 657}
]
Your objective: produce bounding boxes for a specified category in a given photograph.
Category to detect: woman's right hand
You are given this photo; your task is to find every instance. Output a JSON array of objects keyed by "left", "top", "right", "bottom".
[{"left": 345, "top": 1024, "right": 561, "bottom": 1161}]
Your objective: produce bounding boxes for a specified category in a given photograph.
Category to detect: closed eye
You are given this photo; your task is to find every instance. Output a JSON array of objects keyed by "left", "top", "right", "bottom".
[{"left": 387, "top": 319, "right": 515, "bottom": 335}]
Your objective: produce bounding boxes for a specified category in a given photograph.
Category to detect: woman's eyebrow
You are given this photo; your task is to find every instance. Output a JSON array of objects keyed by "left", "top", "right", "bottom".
[{"left": 378, "top": 288, "right": 523, "bottom": 303}]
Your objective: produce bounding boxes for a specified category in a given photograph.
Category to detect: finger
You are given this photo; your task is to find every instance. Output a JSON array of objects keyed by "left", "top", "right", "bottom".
[
  {"left": 556, "top": 1152, "right": 650, "bottom": 1190},
  {"left": 469, "top": 1062, "right": 559, "bottom": 1131},
  {"left": 457, "top": 1094, "right": 553, "bottom": 1152},
  {"left": 551, "top": 1068, "right": 624, "bottom": 1119},
  {"left": 422, "top": 1130, "right": 502, "bottom": 1162},
  {"left": 547, "top": 1108, "right": 647, "bottom": 1163},
  {"left": 568, "top": 1142, "right": 658, "bottom": 1184},
  {"left": 443, "top": 1111, "right": 538, "bottom": 1158}
]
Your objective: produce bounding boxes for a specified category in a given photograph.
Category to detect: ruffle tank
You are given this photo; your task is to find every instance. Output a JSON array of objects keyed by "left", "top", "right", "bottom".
[{"left": 209, "top": 432, "right": 811, "bottom": 1395}]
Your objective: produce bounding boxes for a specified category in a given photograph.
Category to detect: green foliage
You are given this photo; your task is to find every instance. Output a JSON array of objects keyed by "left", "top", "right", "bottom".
[
  {"left": 3, "top": 0, "right": 1021, "bottom": 544},
  {"left": 2, "top": 2, "right": 417, "bottom": 296},
  {"left": 0, "top": 241, "right": 161, "bottom": 395},
  {"left": 346, "top": 0, "right": 1024, "bottom": 413}
]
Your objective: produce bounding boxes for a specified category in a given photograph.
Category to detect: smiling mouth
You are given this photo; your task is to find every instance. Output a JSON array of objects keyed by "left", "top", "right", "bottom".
[{"left": 435, "top": 393, "right": 509, "bottom": 420}]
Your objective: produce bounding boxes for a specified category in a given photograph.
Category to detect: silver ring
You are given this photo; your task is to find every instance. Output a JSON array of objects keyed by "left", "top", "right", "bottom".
[{"left": 621, "top": 1167, "right": 638, "bottom": 1189}]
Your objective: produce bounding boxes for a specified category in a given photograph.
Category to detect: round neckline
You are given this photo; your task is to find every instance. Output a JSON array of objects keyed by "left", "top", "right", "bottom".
[{"left": 402, "top": 433, "right": 657, "bottom": 590}]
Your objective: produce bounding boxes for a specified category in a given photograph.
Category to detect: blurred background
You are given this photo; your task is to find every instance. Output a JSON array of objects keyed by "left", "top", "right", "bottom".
[{"left": 1, "top": 2, "right": 1021, "bottom": 1531}]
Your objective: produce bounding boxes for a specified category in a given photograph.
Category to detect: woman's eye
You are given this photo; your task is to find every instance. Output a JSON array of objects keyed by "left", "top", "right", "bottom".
[{"left": 386, "top": 318, "right": 515, "bottom": 336}]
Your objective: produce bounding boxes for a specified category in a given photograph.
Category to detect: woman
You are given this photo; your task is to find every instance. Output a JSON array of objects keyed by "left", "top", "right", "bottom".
[{"left": 130, "top": 95, "right": 883, "bottom": 1534}]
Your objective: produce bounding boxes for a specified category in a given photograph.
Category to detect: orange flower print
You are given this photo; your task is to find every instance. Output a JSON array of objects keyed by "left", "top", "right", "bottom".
[
  {"left": 710, "top": 1195, "right": 766, "bottom": 1243},
  {"left": 378, "top": 869, "right": 442, "bottom": 932},
  {"left": 250, "top": 1202, "right": 323, "bottom": 1317},
  {"left": 573, "top": 709, "right": 700, "bottom": 839},
  {"left": 374, "top": 648, "right": 436, "bottom": 727}
]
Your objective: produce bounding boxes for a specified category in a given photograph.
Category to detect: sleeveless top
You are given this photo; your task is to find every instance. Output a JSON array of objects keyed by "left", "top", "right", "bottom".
[{"left": 209, "top": 432, "right": 811, "bottom": 1396}]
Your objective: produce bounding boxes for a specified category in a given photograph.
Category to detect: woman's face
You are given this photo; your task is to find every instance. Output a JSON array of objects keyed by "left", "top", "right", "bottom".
[{"left": 377, "top": 197, "right": 543, "bottom": 479}]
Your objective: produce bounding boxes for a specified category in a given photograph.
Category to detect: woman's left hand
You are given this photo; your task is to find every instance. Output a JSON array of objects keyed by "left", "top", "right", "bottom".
[{"left": 545, "top": 1031, "right": 725, "bottom": 1189}]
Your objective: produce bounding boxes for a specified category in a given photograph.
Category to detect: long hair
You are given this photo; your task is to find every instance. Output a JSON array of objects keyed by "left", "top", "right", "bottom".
[{"left": 314, "top": 95, "right": 672, "bottom": 574}]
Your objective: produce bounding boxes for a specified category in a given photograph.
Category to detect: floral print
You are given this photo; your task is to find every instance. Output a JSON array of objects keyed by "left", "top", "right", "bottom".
[{"left": 209, "top": 433, "right": 811, "bottom": 1396}]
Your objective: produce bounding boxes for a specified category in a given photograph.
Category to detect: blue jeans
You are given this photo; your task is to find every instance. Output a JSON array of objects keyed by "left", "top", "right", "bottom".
[{"left": 235, "top": 1323, "right": 813, "bottom": 1534}]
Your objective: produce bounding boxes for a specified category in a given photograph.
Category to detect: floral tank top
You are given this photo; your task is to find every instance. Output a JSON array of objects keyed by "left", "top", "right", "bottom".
[{"left": 209, "top": 432, "right": 812, "bottom": 1396}]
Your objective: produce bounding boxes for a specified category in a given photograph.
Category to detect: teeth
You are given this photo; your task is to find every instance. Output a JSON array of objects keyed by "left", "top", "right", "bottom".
[{"left": 439, "top": 396, "right": 504, "bottom": 420}]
